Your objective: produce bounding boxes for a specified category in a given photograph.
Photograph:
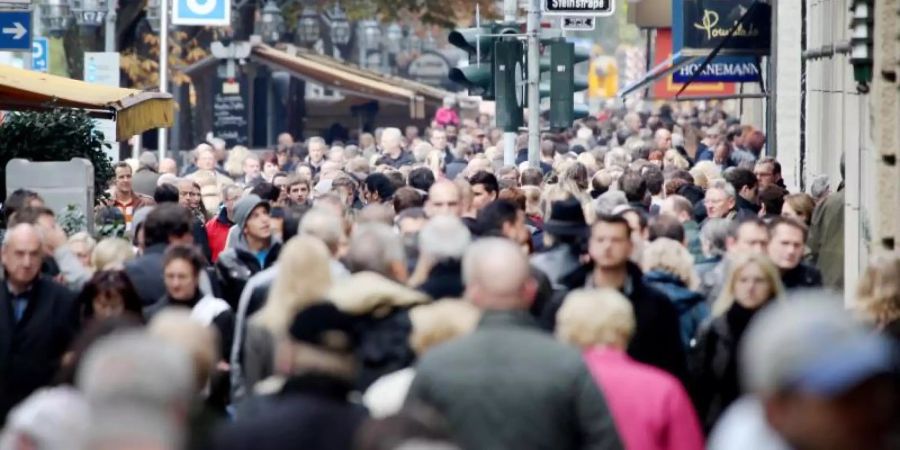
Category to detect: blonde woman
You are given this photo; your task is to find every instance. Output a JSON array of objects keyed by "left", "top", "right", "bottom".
[
  {"left": 237, "top": 236, "right": 333, "bottom": 397},
  {"left": 556, "top": 289, "right": 704, "bottom": 450},
  {"left": 91, "top": 238, "right": 135, "bottom": 271},
  {"left": 68, "top": 232, "right": 97, "bottom": 270},
  {"left": 641, "top": 238, "right": 708, "bottom": 349},
  {"left": 224, "top": 145, "right": 252, "bottom": 178},
  {"left": 663, "top": 149, "right": 690, "bottom": 171},
  {"left": 781, "top": 193, "right": 816, "bottom": 227},
  {"left": 363, "top": 300, "right": 480, "bottom": 418},
  {"left": 689, "top": 253, "right": 784, "bottom": 431},
  {"left": 856, "top": 254, "right": 900, "bottom": 337}
]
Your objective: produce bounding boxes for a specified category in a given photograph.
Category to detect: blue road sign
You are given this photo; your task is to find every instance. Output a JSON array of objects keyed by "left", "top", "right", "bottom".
[
  {"left": 0, "top": 10, "right": 32, "bottom": 52},
  {"left": 32, "top": 37, "right": 48, "bottom": 72},
  {"left": 172, "top": 0, "right": 230, "bottom": 26}
]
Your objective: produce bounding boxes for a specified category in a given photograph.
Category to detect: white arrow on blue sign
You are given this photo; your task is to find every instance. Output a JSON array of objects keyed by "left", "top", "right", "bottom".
[
  {"left": 0, "top": 10, "right": 32, "bottom": 51},
  {"left": 32, "top": 37, "right": 48, "bottom": 72},
  {"left": 172, "top": 0, "right": 230, "bottom": 26}
]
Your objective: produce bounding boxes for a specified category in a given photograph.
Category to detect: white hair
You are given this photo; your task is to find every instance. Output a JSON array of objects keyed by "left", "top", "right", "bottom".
[
  {"left": 708, "top": 179, "right": 736, "bottom": 199},
  {"left": 419, "top": 216, "right": 471, "bottom": 261},
  {"left": 346, "top": 223, "right": 405, "bottom": 277},
  {"left": 381, "top": 127, "right": 403, "bottom": 142},
  {"left": 299, "top": 207, "right": 345, "bottom": 253}
]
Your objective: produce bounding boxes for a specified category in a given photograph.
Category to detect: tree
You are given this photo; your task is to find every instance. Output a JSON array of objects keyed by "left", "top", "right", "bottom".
[{"left": 0, "top": 108, "right": 114, "bottom": 205}]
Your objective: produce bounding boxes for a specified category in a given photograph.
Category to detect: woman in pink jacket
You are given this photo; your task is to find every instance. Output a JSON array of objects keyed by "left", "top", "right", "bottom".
[{"left": 556, "top": 288, "right": 705, "bottom": 450}]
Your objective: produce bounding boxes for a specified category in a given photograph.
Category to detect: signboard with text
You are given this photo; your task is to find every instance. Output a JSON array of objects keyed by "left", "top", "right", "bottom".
[
  {"left": 674, "top": 0, "right": 771, "bottom": 55},
  {"left": 405, "top": 51, "right": 451, "bottom": 89},
  {"left": 561, "top": 17, "right": 596, "bottom": 31},
  {"left": 32, "top": 37, "right": 48, "bottom": 72},
  {"left": 212, "top": 69, "right": 249, "bottom": 147},
  {"left": 543, "top": 0, "right": 614, "bottom": 16},
  {"left": 653, "top": 28, "right": 735, "bottom": 99}
]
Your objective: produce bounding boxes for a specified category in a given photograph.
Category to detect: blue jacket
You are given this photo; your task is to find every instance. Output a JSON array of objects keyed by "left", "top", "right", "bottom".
[{"left": 644, "top": 270, "right": 709, "bottom": 349}]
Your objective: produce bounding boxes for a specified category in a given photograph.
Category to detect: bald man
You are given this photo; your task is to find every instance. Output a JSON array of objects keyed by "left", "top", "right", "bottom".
[
  {"left": 425, "top": 181, "right": 463, "bottom": 218},
  {"left": 159, "top": 158, "right": 178, "bottom": 176},
  {"left": 0, "top": 224, "right": 78, "bottom": 421},
  {"left": 406, "top": 238, "right": 623, "bottom": 450}
]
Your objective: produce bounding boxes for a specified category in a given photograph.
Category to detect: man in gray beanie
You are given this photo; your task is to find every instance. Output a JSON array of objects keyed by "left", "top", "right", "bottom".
[{"left": 215, "top": 195, "right": 281, "bottom": 307}]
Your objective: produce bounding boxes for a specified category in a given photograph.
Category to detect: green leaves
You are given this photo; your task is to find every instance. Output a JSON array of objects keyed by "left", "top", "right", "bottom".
[{"left": 0, "top": 106, "right": 115, "bottom": 206}]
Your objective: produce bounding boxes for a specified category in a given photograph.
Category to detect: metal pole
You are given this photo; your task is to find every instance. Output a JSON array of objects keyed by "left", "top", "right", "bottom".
[
  {"left": 526, "top": 0, "right": 540, "bottom": 168},
  {"left": 158, "top": 0, "right": 168, "bottom": 159},
  {"left": 104, "top": 0, "right": 116, "bottom": 53},
  {"left": 765, "top": 0, "right": 777, "bottom": 158},
  {"left": 502, "top": 0, "right": 517, "bottom": 166}
]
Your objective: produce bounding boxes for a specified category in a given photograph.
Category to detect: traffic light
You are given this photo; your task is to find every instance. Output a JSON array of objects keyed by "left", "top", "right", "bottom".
[
  {"left": 448, "top": 26, "right": 494, "bottom": 99},
  {"left": 494, "top": 39, "right": 525, "bottom": 131},
  {"left": 849, "top": 0, "right": 874, "bottom": 92},
  {"left": 548, "top": 40, "right": 590, "bottom": 129}
]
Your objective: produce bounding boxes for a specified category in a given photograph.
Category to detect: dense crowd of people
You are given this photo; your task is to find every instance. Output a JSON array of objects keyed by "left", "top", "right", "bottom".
[{"left": 0, "top": 99, "right": 897, "bottom": 450}]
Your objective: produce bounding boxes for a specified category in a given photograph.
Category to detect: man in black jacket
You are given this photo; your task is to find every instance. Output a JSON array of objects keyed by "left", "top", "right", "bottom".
[
  {"left": 548, "top": 214, "right": 687, "bottom": 381},
  {"left": 0, "top": 224, "right": 78, "bottom": 423},
  {"left": 125, "top": 203, "right": 195, "bottom": 307},
  {"left": 216, "top": 195, "right": 281, "bottom": 308},
  {"left": 768, "top": 217, "right": 823, "bottom": 289}
]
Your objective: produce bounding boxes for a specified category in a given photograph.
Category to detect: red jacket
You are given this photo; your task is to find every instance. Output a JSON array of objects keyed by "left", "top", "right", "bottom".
[{"left": 205, "top": 210, "right": 233, "bottom": 262}]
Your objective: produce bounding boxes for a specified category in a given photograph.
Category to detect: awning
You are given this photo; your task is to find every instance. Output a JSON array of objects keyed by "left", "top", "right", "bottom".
[
  {"left": 618, "top": 52, "right": 701, "bottom": 98},
  {"left": 0, "top": 63, "right": 174, "bottom": 140},
  {"left": 250, "top": 44, "right": 451, "bottom": 119}
]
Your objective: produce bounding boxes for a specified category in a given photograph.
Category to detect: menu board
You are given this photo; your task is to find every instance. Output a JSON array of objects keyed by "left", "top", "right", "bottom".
[{"left": 212, "top": 78, "right": 249, "bottom": 147}]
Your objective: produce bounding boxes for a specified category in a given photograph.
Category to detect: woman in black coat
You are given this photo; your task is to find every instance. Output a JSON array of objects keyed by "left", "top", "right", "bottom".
[{"left": 689, "top": 253, "right": 785, "bottom": 432}]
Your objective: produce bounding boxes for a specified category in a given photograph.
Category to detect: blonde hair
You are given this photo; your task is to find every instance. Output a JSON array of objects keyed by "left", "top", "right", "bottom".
[
  {"left": 251, "top": 236, "right": 333, "bottom": 334},
  {"left": 148, "top": 309, "right": 218, "bottom": 391},
  {"left": 663, "top": 149, "right": 690, "bottom": 171},
  {"left": 856, "top": 254, "right": 900, "bottom": 326},
  {"left": 783, "top": 193, "right": 816, "bottom": 225},
  {"left": 68, "top": 231, "right": 97, "bottom": 252},
  {"left": 408, "top": 300, "right": 481, "bottom": 355},
  {"left": 690, "top": 160, "right": 722, "bottom": 190},
  {"left": 225, "top": 145, "right": 252, "bottom": 178},
  {"left": 556, "top": 289, "right": 635, "bottom": 348},
  {"left": 91, "top": 238, "right": 135, "bottom": 271},
  {"left": 641, "top": 238, "right": 699, "bottom": 289},
  {"left": 712, "top": 253, "right": 785, "bottom": 317}
]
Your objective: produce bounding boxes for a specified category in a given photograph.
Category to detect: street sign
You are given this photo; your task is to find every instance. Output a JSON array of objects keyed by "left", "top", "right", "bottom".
[
  {"left": 0, "top": 10, "right": 31, "bottom": 52},
  {"left": 561, "top": 17, "right": 596, "bottom": 31},
  {"left": 31, "top": 37, "right": 48, "bottom": 72},
  {"left": 173, "top": 0, "right": 230, "bottom": 26},
  {"left": 543, "top": 0, "right": 614, "bottom": 16},
  {"left": 84, "top": 52, "right": 120, "bottom": 87}
]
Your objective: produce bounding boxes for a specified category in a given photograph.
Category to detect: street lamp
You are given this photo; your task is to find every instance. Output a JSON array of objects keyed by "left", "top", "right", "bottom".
[
  {"left": 40, "top": 0, "right": 70, "bottom": 36},
  {"left": 255, "top": 0, "right": 284, "bottom": 45},
  {"left": 296, "top": 5, "right": 320, "bottom": 46},
  {"left": 145, "top": 0, "right": 160, "bottom": 32},
  {"left": 327, "top": 3, "right": 350, "bottom": 46},
  {"left": 360, "top": 20, "right": 381, "bottom": 52},
  {"left": 70, "top": 0, "right": 108, "bottom": 28}
]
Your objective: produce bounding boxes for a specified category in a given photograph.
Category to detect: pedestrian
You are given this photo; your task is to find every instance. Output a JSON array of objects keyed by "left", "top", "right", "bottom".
[
  {"left": 531, "top": 197, "right": 591, "bottom": 292},
  {"left": 689, "top": 252, "right": 784, "bottom": 431},
  {"left": 216, "top": 194, "right": 282, "bottom": 307},
  {"left": 0, "top": 224, "right": 78, "bottom": 423},
  {"left": 236, "top": 236, "right": 332, "bottom": 402},
  {"left": 703, "top": 179, "right": 737, "bottom": 221},
  {"left": 107, "top": 162, "right": 155, "bottom": 231},
  {"left": 90, "top": 237, "right": 135, "bottom": 271},
  {"left": 641, "top": 238, "right": 709, "bottom": 349},
  {"left": 699, "top": 217, "right": 770, "bottom": 303},
  {"left": 124, "top": 203, "right": 193, "bottom": 307},
  {"left": 213, "top": 304, "right": 369, "bottom": 450},
  {"left": 0, "top": 386, "right": 90, "bottom": 450},
  {"left": 766, "top": 217, "right": 823, "bottom": 289},
  {"left": 363, "top": 299, "right": 480, "bottom": 418},
  {"left": 409, "top": 216, "right": 470, "bottom": 300},
  {"left": 132, "top": 152, "right": 161, "bottom": 197},
  {"left": 67, "top": 231, "right": 96, "bottom": 271},
  {"left": 711, "top": 293, "right": 898, "bottom": 450},
  {"left": 148, "top": 244, "right": 234, "bottom": 360},
  {"left": 205, "top": 184, "right": 243, "bottom": 262},
  {"left": 724, "top": 167, "right": 760, "bottom": 220},
  {"left": 855, "top": 253, "right": 900, "bottom": 340},
  {"left": 377, "top": 128, "right": 416, "bottom": 168},
  {"left": 660, "top": 195, "right": 703, "bottom": 261},
  {"left": 76, "top": 270, "right": 144, "bottom": 323},
  {"left": 556, "top": 288, "right": 705, "bottom": 450},
  {"left": 8, "top": 206, "right": 91, "bottom": 290},
  {"left": 405, "top": 238, "right": 623, "bottom": 450}
]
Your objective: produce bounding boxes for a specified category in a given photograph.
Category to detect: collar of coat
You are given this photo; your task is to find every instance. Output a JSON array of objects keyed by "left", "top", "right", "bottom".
[{"left": 477, "top": 309, "right": 539, "bottom": 330}]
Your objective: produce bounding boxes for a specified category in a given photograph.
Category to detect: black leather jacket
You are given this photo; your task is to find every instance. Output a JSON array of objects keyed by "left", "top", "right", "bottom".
[{"left": 215, "top": 242, "right": 281, "bottom": 308}]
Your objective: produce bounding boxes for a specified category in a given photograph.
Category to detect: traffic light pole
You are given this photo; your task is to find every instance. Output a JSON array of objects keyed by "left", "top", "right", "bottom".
[
  {"left": 502, "top": 0, "right": 517, "bottom": 166},
  {"left": 526, "top": 0, "right": 541, "bottom": 168}
]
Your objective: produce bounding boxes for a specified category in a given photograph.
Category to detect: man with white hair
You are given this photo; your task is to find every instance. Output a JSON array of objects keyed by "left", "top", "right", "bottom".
[
  {"left": 133, "top": 151, "right": 161, "bottom": 197},
  {"left": 345, "top": 222, "right": 407, "bottom": 283},
  {"left": 704, "top": 179, "right": 737, "bottom": 221},
  {"left": 414, "top": 215, "right": 471, "bottom": 299},
  {"left": 189, "top": 147, "right": 233, "bottom": 187},
  {"left": 406, "top": 238, "right": 623, "bottom": 450},
  {"left": 159, "top": 157, "right": 178, "bottom": 176},
  {"left": 0, "top": 224, "right": 78, "bottom": 423},
  {"left": 376, "top": 127, "right": 415, "bottom": 169},
  {"left": 76, "top": 331, "right": 194, "bottom": 450}
]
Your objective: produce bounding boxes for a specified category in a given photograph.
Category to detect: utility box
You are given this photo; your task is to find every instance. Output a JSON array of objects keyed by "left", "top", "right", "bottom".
[{"left": 6, "top": 158, "right": 95, "bottom": 233}]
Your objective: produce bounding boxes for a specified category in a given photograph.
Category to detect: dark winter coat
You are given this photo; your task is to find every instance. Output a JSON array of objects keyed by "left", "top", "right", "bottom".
[
  {"left": 216, "top": 242, "right": 282, "bottom": 308},
  {"left": 643, "top": 270, "right": 709, "bottom": 349},
  {"left": 125, "top": 243, "right": 169, "bottom": 307},
  {"left": 417, "top": 260, "right": 465, "bottom": 300},
  {"left": 0, "top": 277, "right": 78, "bottom": 423},
  {"left": 780, "top": 262, "right": 823, "bottom": 290},
  {"left": 545, "top": 262, "right": 688, "bottom": 382},
  {"left": 689, "top": 302, "right": 759, "bottom": 432},
  {"left": 212, "top": 374, "right": 368, "bottom": 450}
]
